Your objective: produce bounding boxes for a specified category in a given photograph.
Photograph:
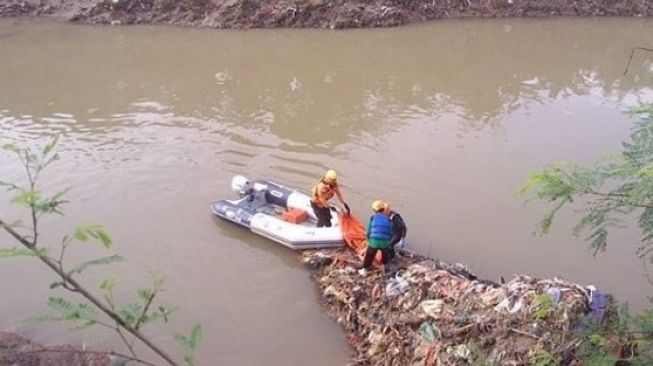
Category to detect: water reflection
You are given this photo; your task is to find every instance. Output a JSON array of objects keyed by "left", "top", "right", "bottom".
[
  {"left": 2, "top": 19, "right": 653, "bottom": 151},
  {"left": 3, "top": 17, "right": 653, "bottom": 365}
]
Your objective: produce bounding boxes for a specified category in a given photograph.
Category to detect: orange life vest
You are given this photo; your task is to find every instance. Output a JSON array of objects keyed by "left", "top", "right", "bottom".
[{"left": 311, "top": 180, "right": 336, "bottom": 207}]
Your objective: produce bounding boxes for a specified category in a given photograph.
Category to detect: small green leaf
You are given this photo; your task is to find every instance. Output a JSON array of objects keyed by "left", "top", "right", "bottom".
[
  {"left": 117, "top": 303, "right": 143, "bottom": 328},
  {"left": 588, "top": 333, "right": 607, "bottom": 346},
  {"left": 183, "top": 353, "right": 195, "bottom": 366},
  {"left": 73, "top": 319, "right": 97, "bottom": 330},
  {"left": 0, "top": 247, "right": 47, "bottom": 258},
  {"left": 72, "top": 224, "right": 112, "bottom": 248},
  {"left": 67, "top": 255, "right": 124, "bottom": 276},
  {"left": 100, "top": 276, "right": 118, "bottom": 293},
  {"left": 189, "top": 324, "right": 203, "bottom": 350},
  {"left": 50, "top": 281, "right": 63, "bottom": 289},
  {"left": 532, "top": 346, "right": 560, "bottom": 366},
  {"left": 156, "top": 305, "right": 177, "bottom": 323},
  {"left": 154, "top": 273, "right": 165, "bottom": 288},
  {"left": 46, "top": 297, "right": 73, "bottom": 313},
  {"left": 48, "top": 187, "right": 70, "bottom": 203},
  {"left": 2, "top": 143, "right": 19, "bottom": 153},
  {"left": 174, "top": 334, "right": 190, "bottom": 349},
  {"left": 73, "top": 224, "right": 93, "bottom": 241},
  {"left": 42, "top": 135, "right": 60, "bottom": 157},
  {"left": 532, "top": 293, "right": 555, "bottom": 320},
  {"left": 588, "top": 228, "right": 608, "bottom": 256},
  {"left": 39, "top": 297, "right": 99, "bottom": 323},
  {"left": 34, "top": 192, "right": 69, "bottom": 214},
  {"left": 11, "top": 190, "right": 41, "bottom": 206},
  {"left": 137, "top": 289, "right": 154, "bottom": 302},
  {"left": 95, "top": 229, "right": 112, "bottom": 248}
]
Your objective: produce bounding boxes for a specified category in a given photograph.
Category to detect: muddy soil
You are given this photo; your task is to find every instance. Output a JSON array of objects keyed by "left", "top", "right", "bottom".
[
  {"left": 0, "top": 332, "right": 109, "bottom": 366},
  {"left": 1, "top": 0, "right": 652, "bottom": 28}
]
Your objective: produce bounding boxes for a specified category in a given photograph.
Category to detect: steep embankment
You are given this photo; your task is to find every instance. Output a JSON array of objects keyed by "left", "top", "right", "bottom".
[{"left": 1, "top": 0, "right": 652, "bottom": 28}]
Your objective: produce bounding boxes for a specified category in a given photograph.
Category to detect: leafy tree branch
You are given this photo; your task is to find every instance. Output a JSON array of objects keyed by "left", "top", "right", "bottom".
[
  {"left": 0, "top": 138, "right": 202, "bottom": 366},
  {"left": 517, "top": 104, "right": 653, "bottom": 363},
  {"left": 516, "top": 104, "right": 653, "bottom": 260}
]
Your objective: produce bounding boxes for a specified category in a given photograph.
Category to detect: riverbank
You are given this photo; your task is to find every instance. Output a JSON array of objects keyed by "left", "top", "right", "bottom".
[
  {"left": 302, "top": 248, "right": 623, "bottom": 365},
  {"left": 2, "top": 248, "right": 621, "bottom": 366},
  {"left": 0, "top": 332, "right": 110, "bottom": 366},
  {"left": 1, "top": 0, "right": 652, "bottom": 28}
]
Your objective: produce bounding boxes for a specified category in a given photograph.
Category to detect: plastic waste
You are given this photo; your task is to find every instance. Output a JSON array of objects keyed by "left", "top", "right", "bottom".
[
  {"left": 586, "top": 285, "right": 612, "bottom": 323},
  {"left": 418, "top": 322, "right": 439, "bottom": 342},
  {"left": 546, "top": 286, "right": 562, "bottom": 305},
  {"left": 494, "top": 296, "right": 523, "bottom": 314},
  {"left": 420, "top": 299, "right": 444, "bottom": 318},
  {"left": 385, "top": 276, "right": 409, "bottom": 296},
  {"left": 453, "top": 315, "right": 469, "bottom": 326},
  {"left": 452, "top": 344, "right": 471, "bottom": 360},
  {"left": 301, "top": 249, "right": 617, "bottom": 366}
]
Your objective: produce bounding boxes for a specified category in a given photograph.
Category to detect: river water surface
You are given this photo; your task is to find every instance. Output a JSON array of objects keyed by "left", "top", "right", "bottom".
[{"left": 1, "top": 18, "right": 653, "bottom": 365}]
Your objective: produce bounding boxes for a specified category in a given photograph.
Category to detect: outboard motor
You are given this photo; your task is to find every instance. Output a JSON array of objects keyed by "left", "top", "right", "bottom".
[
  {"left": 231, "top": 175, "right": 257, "bottom": 202},
  {"left": 231, "top": 175, "right": 251, "bottom": 196},
  {"left": 231, "top": 175, "right": 267, "bottom": 206}
]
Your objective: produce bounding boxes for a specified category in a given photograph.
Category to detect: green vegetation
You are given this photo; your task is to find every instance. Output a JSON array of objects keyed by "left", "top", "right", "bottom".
[
  {"left": 518, "top": 104, "right": 653, "bottom": 364},
  {"left": 532, "top": 293, "right": 555, "bottom": 321},
  {"left": 531, "top": 346, "right": 560, "bottom": 366},
  {"left": 517, "top": 104, "right": 653, "bottom": 260},
  {"left": 0, "top": 137, "right": 201, "bottom": 366}
]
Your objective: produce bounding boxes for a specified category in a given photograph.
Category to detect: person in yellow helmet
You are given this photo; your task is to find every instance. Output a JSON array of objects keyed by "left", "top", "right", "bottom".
[
  {"left": 359, "top": 200, "right": 394, "bottom": 273},
  {"left": 310, "top": 169, "right": 350, "bottom": 227},
  {"left": 380, "top": 201, "right": 407, "bottom": 253}
]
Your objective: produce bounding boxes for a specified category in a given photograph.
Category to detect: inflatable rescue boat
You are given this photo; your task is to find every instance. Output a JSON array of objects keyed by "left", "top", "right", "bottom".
[{"left": 210, "top": 175, "right": 345, "bottom": 250}]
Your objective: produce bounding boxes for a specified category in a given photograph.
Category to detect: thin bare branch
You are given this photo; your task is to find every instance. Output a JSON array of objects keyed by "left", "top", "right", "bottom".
[
  {"left": 92, "top": 319, "right": 139, "bottom": 357},
  {"left": 641, "top": 258, "right": 653, "bottom": 287},
  {"left": 135, "top": 289, "right": 157, "bottom": 331},
  {"left": 0, "top": 217, "right": 181, "bottom": 366},
  {"left": 586, "top": 189, "right": 653, "bottom": 208},
  {"left": 0, "top": 218, "right": 35, "bottom": 248},
  {"left": 623, "top": 47, "right": 653, "bottom": 76},
  {"left": 20, "top": 150, "right": 38, "bottom": 247},
  {"left": 116, "top": 324, "right": 137, "bottom": 358},
  {"left": 1, "top": 142, "right": 189, "bottom": 366},
  {"left": 40, "top": 256, "right": 180, "bottom": 366}
]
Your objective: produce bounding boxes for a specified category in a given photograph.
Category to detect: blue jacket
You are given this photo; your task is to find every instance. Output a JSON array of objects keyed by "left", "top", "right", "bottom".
[{"left": 368, "top": 213, "right": 392, "bottom": 242}]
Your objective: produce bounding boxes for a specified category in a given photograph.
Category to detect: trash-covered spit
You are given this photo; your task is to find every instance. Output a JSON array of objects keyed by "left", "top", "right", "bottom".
[{"left": 302, "top": 249, "right": 619, "bottom": 365}]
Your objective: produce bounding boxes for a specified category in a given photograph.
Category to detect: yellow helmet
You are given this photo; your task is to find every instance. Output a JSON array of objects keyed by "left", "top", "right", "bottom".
[
  {"left": 372, "top": 200, "right": 388, "bottom": 212},
  {"left": 324, "top": 169, "right": 337, "bottom": 183}
]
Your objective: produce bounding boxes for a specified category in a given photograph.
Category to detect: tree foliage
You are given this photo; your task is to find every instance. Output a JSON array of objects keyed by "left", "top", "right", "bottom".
[
  {"left": 517, "top": 104, "right": 653, "bottom": 261},
  {"left": 0, "top": 137, "right": 202, "bottom": 366},
  {"left": 518, "top": 104, "right": 653, "bottom": 364},
  {"left": 175, "top": 325, "right": 203, "bottom": 366}
]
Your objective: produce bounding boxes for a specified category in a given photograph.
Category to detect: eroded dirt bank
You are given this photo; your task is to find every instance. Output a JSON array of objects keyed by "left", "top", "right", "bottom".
[
  {"left": 1, "top": 0, "right": 652, "bottom": 28},
  {"left": 0, "top": 332, "right": 110, "bottom": 366}
]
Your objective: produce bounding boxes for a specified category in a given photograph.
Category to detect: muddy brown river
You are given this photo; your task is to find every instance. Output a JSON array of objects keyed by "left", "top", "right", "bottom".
[{"left": 1, "top": 17, "right": 653, "bottom": 365}]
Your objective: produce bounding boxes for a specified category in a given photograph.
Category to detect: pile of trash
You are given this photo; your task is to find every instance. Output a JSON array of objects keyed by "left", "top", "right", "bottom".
[{"left": 302, "top": 249, "right": 615, "bottom": 365}]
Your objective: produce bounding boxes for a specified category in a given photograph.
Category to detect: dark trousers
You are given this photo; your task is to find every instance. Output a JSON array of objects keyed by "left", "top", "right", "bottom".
[
  {"left": 361, "top": 246, "right": 394, "bottom": 269},
  {"left": 310, "top": 201, "right": 332, "bottom": 228}
]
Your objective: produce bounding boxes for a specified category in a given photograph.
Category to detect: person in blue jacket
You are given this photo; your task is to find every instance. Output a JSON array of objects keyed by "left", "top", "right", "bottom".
[
  {"left": 382, "top": 201, "right": 407, "bottom": 252},
  {"left": 359, "top": 200, "right": 395, "bottom": 274}
]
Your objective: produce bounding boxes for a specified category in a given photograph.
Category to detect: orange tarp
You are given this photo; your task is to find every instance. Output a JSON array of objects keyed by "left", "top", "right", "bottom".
[{"left": 339, "top": 213, "right": 383, "bottom": 267}]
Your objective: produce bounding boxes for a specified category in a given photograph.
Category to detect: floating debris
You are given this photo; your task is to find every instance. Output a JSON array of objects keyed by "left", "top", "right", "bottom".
[{"left": 302, "top": 248, "right": 619, "bottom": 365}]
